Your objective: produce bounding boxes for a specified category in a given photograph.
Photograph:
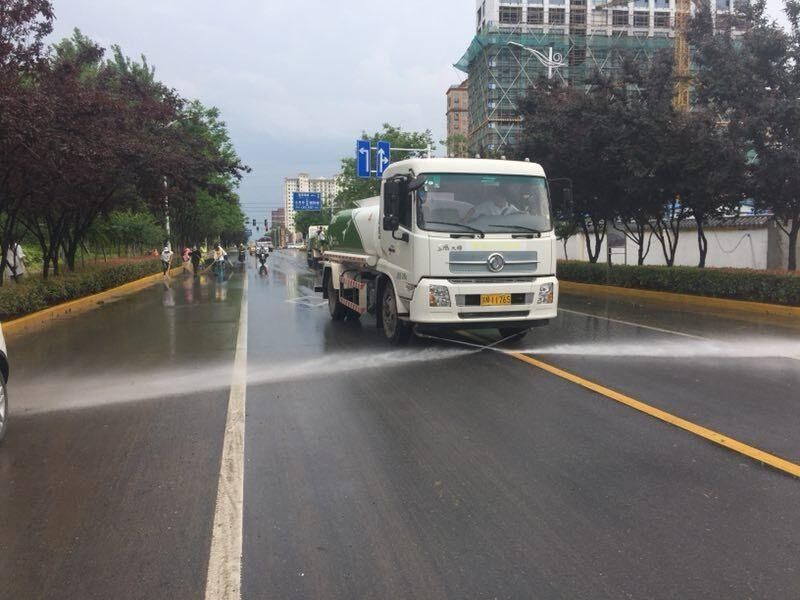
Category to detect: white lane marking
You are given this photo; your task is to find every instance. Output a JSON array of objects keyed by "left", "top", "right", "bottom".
[
  {"left": 559, "top": 308, "right": 707, "bottom": 340},
  {"left": 205, "top": 275, "right": 248, "bottom": 600}
]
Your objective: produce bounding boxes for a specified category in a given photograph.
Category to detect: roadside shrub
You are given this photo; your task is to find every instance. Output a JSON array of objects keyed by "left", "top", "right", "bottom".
[
  {"left": 557, "top": 261, "right": 800, "bottom": 306},
  {"left": 0, "top": 260, "right": 162, "bottom": 320}
]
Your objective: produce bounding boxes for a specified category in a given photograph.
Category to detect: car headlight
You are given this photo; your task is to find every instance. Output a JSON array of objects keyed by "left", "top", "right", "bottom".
[
  {"left": 537, "top": 283, "right": 554, "bottom": 305},
  {"left": 429, "top": 284, "right": 452, "bottom": 307}
]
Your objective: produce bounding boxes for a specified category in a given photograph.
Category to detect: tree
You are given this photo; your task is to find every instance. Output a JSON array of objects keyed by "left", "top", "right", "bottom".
[
  {"left": 0, "top": 0, "right": 54, "bottom": 283},
  {"left": 3, "top": 25, "right": 249, "bottom": 279},
  {"left": 692, "top": 0, "right": 800, "bottom": 270},
  {"left": 517, "top": 75, "right": 626, "bottom": 263},
  {"left": 334, "top": 123, "right": 435, "bottom": 209}
]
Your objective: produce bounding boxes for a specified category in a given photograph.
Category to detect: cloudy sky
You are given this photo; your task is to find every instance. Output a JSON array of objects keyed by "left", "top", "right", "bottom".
[
  {"left": 49, "top": 0, "right": 473, "bottom": 219},
  {"left": 49, "top": 0, "right": 789, "bottom": 220}
]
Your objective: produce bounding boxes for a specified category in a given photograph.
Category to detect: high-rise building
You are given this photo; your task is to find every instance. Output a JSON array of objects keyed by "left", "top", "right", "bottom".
[
  {"left": 271, "top": 208, "right": 285, "bottom": 229},
  {"left": 460, "top": 0, "right": 739, "bottom": 154},
  {"left": 446, "top": 81, "right": 470, "bottom": 157},
  {"left": 283, "top": 173, "right": 341, "bottom": 238}
]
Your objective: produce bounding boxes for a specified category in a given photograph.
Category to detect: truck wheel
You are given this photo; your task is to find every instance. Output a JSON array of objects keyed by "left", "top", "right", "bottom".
[
  {"left": 499, "top": 327, "right": 529, "bottom": 340},
  {"left": 327, "top": 275, "right": 346, "bottom": 321},
  {"left": 0, "top": 374, "right": 7, "bottom": 443},
  {"left": 381, "top": 281, "right": 411, "bottom": 344}
]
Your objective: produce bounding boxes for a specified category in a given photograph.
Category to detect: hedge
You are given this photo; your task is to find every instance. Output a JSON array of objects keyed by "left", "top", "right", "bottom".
[
  {"left": 0, "top": 260, "right": 162, "bottom": 320},
  {"left": 557, "top": 261, "right": 800, "bottom": 307}
]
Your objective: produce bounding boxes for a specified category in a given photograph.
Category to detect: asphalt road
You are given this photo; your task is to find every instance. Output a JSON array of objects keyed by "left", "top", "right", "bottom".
[{"left": 1, "top": 251, "right": 798, "bottom": 599}]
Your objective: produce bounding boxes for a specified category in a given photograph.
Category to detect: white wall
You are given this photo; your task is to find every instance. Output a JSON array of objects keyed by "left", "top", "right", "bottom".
[{"left": 557, "top": 227, "right": 770, "bottom": 269}]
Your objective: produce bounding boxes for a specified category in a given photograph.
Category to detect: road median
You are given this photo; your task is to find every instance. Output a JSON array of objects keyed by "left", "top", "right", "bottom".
[
  {"left": 2, "top": 261, "right": 174, "bottom": 337},
  {"left": 560, "top": 280, "right": 800, "bottom": 322}
]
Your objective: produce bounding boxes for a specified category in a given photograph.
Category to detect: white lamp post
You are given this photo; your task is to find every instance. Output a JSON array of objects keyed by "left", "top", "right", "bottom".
[{"left": 507, "top": 41, "right": 567, "bottom": 79}]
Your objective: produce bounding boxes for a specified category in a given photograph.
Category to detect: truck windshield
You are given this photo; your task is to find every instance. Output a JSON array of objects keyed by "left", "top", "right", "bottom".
[{"left": 416, "top": 173, "right": 552, "bottom": 234}]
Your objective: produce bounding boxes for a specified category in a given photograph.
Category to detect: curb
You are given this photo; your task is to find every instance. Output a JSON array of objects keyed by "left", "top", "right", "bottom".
[
  {"left": 560, "top": 280, "right": 800, "bottom": 321},
  {"left": 3, "top": 270, "right": 167, "bottom": 338}
]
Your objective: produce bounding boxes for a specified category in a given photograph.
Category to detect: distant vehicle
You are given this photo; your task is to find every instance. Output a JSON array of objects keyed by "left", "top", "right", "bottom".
[
  {"left": 316, "top": 158, "right": 563, "bottom": 344},
  {"left": 255, "top": 240, "right": 270, "bottom": 255},
  {"left": 0, "top": 323, "right": 8, "bottom": 442}
]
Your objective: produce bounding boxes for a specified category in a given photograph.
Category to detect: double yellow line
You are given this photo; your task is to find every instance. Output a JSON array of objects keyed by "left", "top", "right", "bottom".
[{"left": 464, "top": 333, "right": 800, "bottom": 479}]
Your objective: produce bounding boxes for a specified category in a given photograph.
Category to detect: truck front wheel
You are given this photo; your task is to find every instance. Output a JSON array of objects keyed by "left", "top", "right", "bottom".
[
  {"left": 381, "top": 281, "right": 411, "bottom": 344},
  {"left": 327, "top": 275, "right": 346, "bottom": 321}
]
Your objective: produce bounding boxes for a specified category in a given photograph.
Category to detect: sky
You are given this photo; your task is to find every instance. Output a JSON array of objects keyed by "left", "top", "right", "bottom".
[
  {"left": 48, "top": 0, "right": 473, "bottom": 220},
  {"left": 48, "top": 0, "right": 790, "bottom": 220}
]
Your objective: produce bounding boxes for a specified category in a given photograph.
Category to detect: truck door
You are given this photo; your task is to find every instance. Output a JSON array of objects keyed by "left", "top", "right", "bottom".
[{"left": 380, "top": 177, "right": 414, "bottom": 306}]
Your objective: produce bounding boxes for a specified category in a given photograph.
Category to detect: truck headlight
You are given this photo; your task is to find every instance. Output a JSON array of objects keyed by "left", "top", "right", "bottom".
[
  {"left": 537, "top": 283, "right": 554, "bottom": 305},
  {"left": 429, "top": 284, "right": 452, "bottom": 307}
]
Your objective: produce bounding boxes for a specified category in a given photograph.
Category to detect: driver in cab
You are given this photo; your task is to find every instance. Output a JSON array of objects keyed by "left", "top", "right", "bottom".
[{"left": 466, "top": 188, "right": 520, "bottom": 219}]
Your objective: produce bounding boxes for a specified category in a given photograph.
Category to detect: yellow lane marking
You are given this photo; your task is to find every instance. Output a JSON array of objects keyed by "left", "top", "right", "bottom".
[{"left": 462, "top": 332, "right": 800, "bottom": 479}]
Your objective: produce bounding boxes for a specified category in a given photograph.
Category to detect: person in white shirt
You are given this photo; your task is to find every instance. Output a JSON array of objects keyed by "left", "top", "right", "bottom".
[
  {"left": 468, "top": 191, "right": 521, "bottom": 219},
  {"left": 160, "top": 245, "right": 174, "bottom": 276},
  {"left": 4, "top": 241, "right": 26, "bottom": 282}
]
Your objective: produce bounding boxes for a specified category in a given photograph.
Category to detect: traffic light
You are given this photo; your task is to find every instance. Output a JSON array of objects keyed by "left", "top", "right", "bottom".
[
  {"left": 264, "top": 219, "right": 268, "bottom": 228},
  {"left": 252, "top": 218, "right": 257, "bottom": 227}
]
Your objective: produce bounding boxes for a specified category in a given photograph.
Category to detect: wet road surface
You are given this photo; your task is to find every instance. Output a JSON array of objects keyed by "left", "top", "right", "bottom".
[{"left": 1, "top": 251, "right": 798, "bottom": 599}]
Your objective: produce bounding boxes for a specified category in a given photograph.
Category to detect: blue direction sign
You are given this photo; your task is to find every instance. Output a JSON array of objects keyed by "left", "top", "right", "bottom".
[
  {"left": 376, "top": 140, "right": 391, "bottom": 177},
  {"left": 293, "top": 192, "right": 322, "bottom": 211},
  {"left": 356, "top": 140, "right": 371, "bottom": 179}
]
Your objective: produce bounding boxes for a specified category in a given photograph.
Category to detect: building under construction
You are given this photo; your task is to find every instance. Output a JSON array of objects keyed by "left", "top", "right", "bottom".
[{"left": 457, "top": 0, "right": 738, "bottom": 154}]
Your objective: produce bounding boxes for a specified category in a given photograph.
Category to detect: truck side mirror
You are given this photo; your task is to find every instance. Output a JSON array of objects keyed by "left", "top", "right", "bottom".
[{"left": 383, "top": 177, "right": 406, "bottom": 231}]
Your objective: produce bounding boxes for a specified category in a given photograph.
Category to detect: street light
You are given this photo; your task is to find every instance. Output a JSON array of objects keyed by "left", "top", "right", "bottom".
[{"left": 507, "top": 41, "right": 567, "bottom": 80}]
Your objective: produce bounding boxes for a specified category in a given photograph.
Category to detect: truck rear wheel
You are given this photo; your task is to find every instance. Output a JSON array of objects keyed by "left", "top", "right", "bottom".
[
  {"left": 381, "top": 281, "right": 411, "bottom": 345},
  {"left": 327, "top": 275, "right": 346, "bottom": 321}
]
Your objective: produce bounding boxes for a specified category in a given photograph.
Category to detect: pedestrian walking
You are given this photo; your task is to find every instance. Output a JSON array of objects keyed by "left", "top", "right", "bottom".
[
  {"left": 190, "top": 245, "right": 202, "bottom": 275},
  {"left": 4, "top": 241, "right": 26, "bottom": 282},
  {"left": 160, "top": 244, "right": 174, "bottom": 276}
]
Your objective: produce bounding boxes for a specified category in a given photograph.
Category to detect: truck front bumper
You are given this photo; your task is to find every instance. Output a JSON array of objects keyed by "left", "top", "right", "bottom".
[{"left": 407, "top": 276, "right": 558, "bottom": 325}]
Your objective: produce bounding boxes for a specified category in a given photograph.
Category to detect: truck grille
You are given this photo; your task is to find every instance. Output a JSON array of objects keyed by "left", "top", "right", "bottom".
[{"left": 448, "top": 251, "right": 538, "bottom": 274}]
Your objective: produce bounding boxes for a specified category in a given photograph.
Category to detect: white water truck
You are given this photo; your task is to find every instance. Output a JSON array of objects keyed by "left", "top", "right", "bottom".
[{"left": 316, "top": 158, "right": 569, "bottom": 344}]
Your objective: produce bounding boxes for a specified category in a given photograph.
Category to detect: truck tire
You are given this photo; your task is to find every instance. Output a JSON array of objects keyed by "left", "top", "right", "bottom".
[
  {"left": 381, "top": 281, "right": 411, "bottom": 344},
  {"left": 0, "top": 374, "right": 7, "bottom": 443},
  {"left": 327, "top": 275, "right": 346, "bottom": 321},
  {"left": 499, "top": 327, "right": 529, "bottom": 340}
]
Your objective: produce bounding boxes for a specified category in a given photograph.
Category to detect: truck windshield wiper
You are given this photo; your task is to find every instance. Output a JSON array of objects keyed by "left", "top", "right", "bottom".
[
  {"left": 425, "top": 221, "right": 485, "bottom": 238},
  {"left": 486, "top": 224, "right": 543, "bottom": 235}
]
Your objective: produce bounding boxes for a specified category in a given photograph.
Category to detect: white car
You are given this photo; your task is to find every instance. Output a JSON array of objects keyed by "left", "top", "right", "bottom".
[{"left": 0, "top": 323, "right": 8, "bottom": 442}]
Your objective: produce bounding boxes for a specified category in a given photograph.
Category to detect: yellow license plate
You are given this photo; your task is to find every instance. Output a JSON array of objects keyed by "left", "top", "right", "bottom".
[{"left": 480, "top": 294, "right": 512, "bottom": 306}]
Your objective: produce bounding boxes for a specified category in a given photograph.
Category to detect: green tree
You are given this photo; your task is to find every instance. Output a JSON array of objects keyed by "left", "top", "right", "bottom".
[
  {"left": 335, "top": 123, "right": 435, "bottom": 209},
  {"left": 692, "top": 0, "right": 800, "bottom": 270}
]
